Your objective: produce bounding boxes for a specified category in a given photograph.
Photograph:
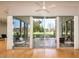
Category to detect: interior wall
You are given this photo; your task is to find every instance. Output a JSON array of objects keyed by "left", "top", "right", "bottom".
[
  {"left": 74, "top": 16, "right": 79, "bottom": 49},
  {"left": 7, "top": 16, "right": 14, "bottom": 49},
  {"left": 0, "top": 5, "right": 7, "bottom": 37},
  {"left": 0, "top": 22, "right": 7, "bottom": 37}
]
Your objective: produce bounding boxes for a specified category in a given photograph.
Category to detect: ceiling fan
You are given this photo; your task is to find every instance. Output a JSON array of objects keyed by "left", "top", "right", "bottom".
[{"left": 35, "top": 1, "right": 56, "bottom": 13}]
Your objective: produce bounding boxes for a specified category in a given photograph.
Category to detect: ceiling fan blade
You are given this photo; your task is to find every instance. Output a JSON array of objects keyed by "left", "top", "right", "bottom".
[
  {"left": 44, "top": 9, "right": 50, "bottom": 13},
  {"left": 48, "top": 4, "right": 56, "bottom": 9},
  {"left": 34, "top": 2, "right": 42, "bottom": 7},
  {"left": 35, "top": 9, "right": 43, "bottom": 12},
  {"left": 35, "top": 1, "right": 50, "bottom": 13}
]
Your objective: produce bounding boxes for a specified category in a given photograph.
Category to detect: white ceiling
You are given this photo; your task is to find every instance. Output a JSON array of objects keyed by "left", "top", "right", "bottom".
[
  {"left": 0, "top": 1, "right": 79, "bottom": 23},
  {"left": 0, "top": 1, "right": 79, "bottom": 7}
]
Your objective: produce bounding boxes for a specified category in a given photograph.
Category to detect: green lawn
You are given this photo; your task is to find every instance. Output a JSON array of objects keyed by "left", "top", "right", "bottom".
[{"left": 33, "top": 32, "right": 55, "bottom": 35}]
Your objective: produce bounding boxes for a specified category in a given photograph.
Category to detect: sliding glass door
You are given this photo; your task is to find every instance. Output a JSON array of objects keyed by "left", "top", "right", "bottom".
[
  {"left": 33, "top": 17, "right": 56, "bottom": 48},
  {"left": 12, "top": 16, "right": 74, "bottom": 48},
  {"left": 59, "top": 16, "right": 74, "bottom": 47},
  {"left": 13, "top": 16, "right": 30, "bottom": 48},
  {"left": 44, "top": 18, "right": 56, "bottom": 48},
  {"left": 33, "top": 17, "right": 44, "bottom": 48}
]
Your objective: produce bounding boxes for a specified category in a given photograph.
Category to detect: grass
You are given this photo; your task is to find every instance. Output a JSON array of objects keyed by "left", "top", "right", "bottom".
[{"left": 33, "top": 32, "right": 55, "bottom": 35}]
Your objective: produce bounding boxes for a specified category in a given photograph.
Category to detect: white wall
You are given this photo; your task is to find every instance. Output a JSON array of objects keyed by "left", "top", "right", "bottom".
[
  {"left": 0, "top": 22, "right": 7, "bottom": 34},
  {"left": 74, "top": 16, "right": 79, "bottom": 49},
  {"left": 7, "top": 16, "right": 14, "bottom": 49},
  {"left": 29, "top": 17, "right": 33, "bottom": 48},
  {"left": 0, "top": 22, "right": 7, "bottom": 38},
  {"left": 0, "top": 5, "right": 7, "bottom": 37}
]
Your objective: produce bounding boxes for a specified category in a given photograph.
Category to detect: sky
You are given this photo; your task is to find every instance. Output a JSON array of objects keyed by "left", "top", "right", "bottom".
[{"left": 13, "top": 18, "right": 20, "bottom": 28}]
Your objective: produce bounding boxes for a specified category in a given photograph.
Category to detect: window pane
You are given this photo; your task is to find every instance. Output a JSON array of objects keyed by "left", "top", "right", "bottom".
[{"left": 13, "top": 18, "right": 20, "bottom": 36}]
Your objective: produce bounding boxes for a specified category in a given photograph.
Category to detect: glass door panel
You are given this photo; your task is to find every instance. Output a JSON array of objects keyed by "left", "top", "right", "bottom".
[
  {"left": 33, "top": 17, "right": 44, "bottom": 48},
  {"left": 60, "top": 16, "right": 74, "bottom": 47},
  {"left": 33, "top": 17, "right": 56, "bottom": 48},
  {"left": 44, "top": 17, "right": 56, "bottom": 48},
  {"left": 13, "top": 16, "right": 30, "bottom": 48}
]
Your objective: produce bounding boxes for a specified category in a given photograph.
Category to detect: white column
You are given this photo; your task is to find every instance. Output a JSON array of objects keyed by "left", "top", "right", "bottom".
[
  {"left": 56, "top": 16, "right": 62, "bottom": 48},
  {"left": 74, "top": 16, "right": 79, "bottom": 49},
  {"left": 29, "top": 17, "right": 33, "bottom": 48},
  {"left": 7, "top": 16, "right": 14, "bottom": 49}
]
